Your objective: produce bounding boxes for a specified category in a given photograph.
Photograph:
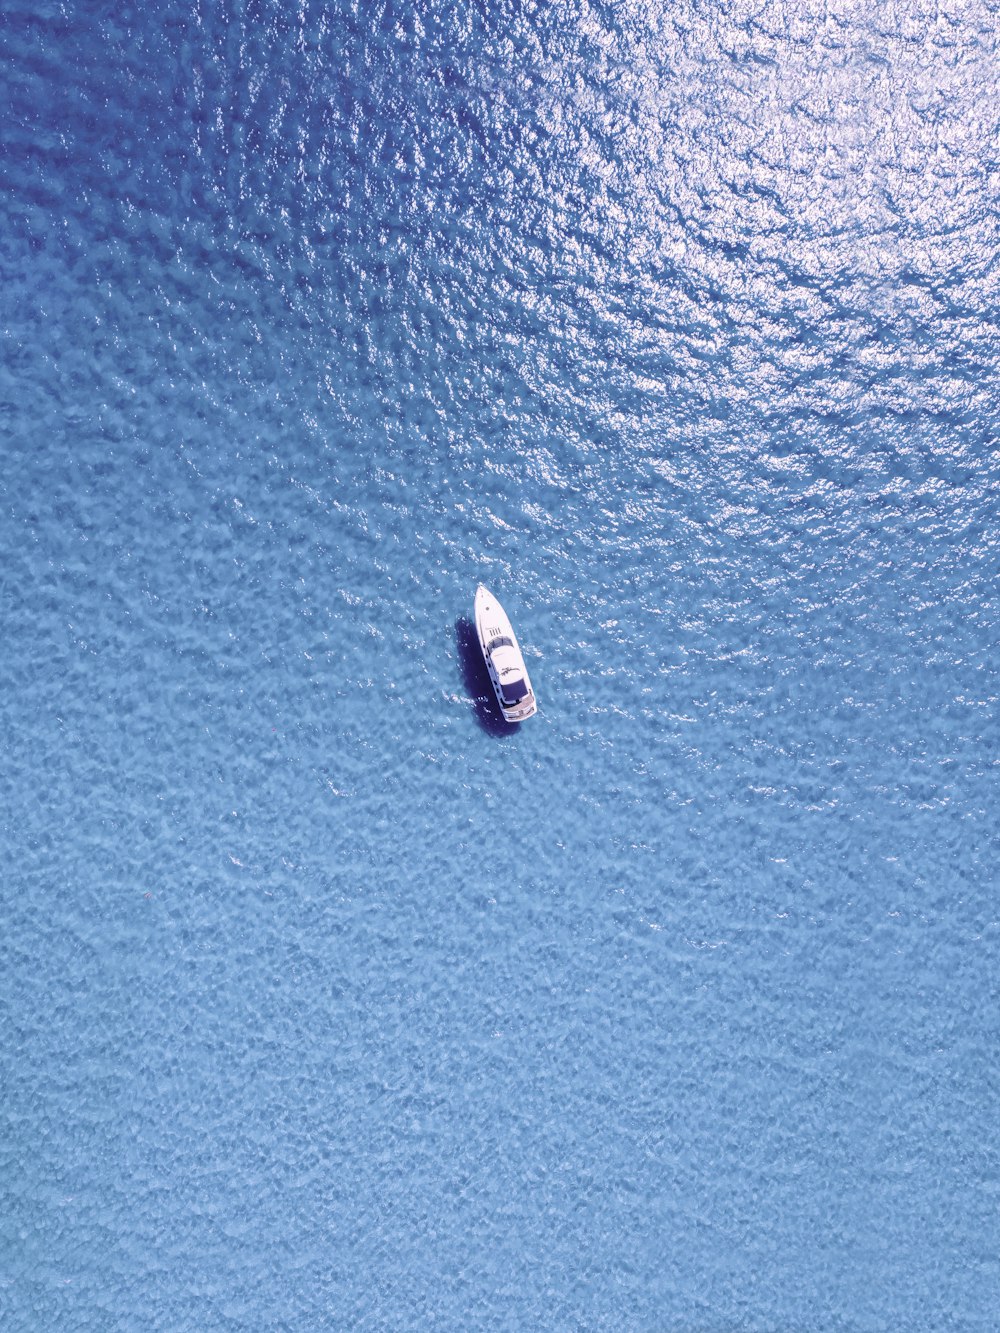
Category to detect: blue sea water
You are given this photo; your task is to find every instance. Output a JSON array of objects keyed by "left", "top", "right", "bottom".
[{"left": 2, "top": 0, "right": 999, "bottom": 1327}]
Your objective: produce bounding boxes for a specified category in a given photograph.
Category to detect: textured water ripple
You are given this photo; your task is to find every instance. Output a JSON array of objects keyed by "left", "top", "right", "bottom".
[{"left": 2, "top": 0, "right": 999, "bottom": 1328}]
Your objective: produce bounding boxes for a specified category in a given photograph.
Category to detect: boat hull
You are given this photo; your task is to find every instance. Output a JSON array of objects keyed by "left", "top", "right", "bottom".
[{"left": 474, "top": 585, "right": 537, "bottom": 722}]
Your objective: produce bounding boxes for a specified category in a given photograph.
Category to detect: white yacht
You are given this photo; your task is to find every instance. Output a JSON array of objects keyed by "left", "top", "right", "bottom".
[{"left": 474, "top": 585, "right": 538, "bottom": 722}]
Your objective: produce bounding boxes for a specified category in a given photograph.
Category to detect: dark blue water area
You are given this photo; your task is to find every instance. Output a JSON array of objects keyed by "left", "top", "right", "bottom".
[{"left": 2, "top": 0, "right": 999, "bottom": 1327}]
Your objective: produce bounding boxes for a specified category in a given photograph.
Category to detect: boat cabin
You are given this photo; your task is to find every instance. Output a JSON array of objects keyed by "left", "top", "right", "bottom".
[{"left": 487, "top": 637, "right": 529, "bottom": 704}]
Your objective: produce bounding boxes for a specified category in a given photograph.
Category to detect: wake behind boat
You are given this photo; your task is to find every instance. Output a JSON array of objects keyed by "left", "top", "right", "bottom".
[{"left": 474, "top": 585, "right": 538, "bottom": 723}]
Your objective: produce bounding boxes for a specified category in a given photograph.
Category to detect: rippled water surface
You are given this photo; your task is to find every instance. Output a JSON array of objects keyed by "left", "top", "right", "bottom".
[{"left": 2, "top": 0, "right": 998, "bottom": 1327}]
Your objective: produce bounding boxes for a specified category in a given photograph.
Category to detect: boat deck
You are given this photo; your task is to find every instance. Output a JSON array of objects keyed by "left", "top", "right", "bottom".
[{"left": 502, "top": 690, "right": 537, "bottom": 723}]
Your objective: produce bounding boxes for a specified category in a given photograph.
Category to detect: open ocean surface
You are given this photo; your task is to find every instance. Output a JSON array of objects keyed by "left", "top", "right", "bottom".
[{"left": 2, "top": 1, "right": 999, "bottom": 1328}]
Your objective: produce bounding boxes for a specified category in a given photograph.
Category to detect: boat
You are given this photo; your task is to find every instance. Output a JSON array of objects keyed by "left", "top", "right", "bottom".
[{"left": 474, "top": 584, "right": 538, "bottom": 722}]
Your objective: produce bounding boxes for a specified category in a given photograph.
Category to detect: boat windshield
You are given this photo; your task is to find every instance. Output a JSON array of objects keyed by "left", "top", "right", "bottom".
[
  {"left": 500, "top": 678, "right": 526, "bottom": 704},
  {"left": 488, "top": 635, "right": 514, "bottom": 652}
]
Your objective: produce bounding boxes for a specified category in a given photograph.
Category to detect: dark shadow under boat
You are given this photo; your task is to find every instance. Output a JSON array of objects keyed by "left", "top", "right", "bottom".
[{"left": 455, "top": 616, "right": 519, "bottom": 737}]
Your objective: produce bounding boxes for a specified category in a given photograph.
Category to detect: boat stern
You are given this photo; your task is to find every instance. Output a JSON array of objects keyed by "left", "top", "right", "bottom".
[{"left": 501, "top": 688, "right": 538, "bottom": 723}]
